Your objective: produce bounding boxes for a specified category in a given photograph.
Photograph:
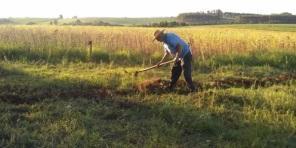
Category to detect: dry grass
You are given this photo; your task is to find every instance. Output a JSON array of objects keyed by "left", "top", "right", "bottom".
[
  {"left": 0, "top": 25, "right": 296, "bottom": 61},
  {"left": 0, "top": 25, "right": 296, "bottom": 147}
]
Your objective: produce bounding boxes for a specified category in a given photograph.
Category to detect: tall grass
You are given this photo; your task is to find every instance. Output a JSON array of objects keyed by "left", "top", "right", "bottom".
[
  {"left": 0, "top": 25, "right": 295, "bottom": 64},
  {"left": 0, "top": 25, "right": 296, "bottom": 147}
]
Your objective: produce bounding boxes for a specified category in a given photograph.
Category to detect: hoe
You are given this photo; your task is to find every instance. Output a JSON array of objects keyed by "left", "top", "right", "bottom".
[{"left": 134, "top": 60, "right": 175, "bottom": 77}]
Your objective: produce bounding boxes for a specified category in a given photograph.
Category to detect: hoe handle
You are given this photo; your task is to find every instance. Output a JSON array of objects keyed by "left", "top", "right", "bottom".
[{"left": 137, "top": 60, "right": 175, "bottom": 73}]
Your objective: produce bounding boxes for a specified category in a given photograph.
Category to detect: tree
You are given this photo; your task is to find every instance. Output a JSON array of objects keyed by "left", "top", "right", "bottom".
[
  {"left": 280, "top": 12, "right": 292, "bottom": 16},
  {"left": 59, "top": 14, "right": 63, "bottom": 19},
  {"left": 53, "top": 19, "right": 58, "bottom": 25},
  {"left": 216, "top": 9, "right": 223, "bottom": 19},
  {"left": 75, "top": 19, "right": 82, "bottom": 25}
]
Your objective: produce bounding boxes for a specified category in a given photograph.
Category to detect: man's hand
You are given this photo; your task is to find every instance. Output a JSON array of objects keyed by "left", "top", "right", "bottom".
[
  {"left": 156, "top": 62, "right": 162, "bottom": 67},
  {"left": 173, "top": 57, "right": 181, "bottom": 65},
  {"left": 157, "top": 51, "right": 169, "bottom": 67},
  {"left": 173, "top": 44, "right": 182, "bottom": 64}
]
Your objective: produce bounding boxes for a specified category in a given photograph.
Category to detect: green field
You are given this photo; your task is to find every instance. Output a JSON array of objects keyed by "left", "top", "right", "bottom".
[
  {"left": 1, "top": 17, "right": 176, "bottom": 26},
  {"left": 0, "top": 24, "right": 296, "bottom": 147},
  {"left": 214, "top": 24, "right": 296, "bottom": 32}
]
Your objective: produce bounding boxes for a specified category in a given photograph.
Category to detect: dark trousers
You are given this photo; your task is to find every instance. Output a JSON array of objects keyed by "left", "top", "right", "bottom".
[{"left": 170, "top": 52, "right": 195, "bottom": 90}]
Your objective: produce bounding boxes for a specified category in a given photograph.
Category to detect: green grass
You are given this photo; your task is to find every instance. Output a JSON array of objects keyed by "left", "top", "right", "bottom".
[
  {"left": 2, "top": 17, "right": 177, "bottom": 26},
  {"left": 213, "top": 24, "right": 296, "bottom": 32},
  {"left": 0, "top": 24, "right": 296, "bottom": 147},
  {"left": 7, "top": 18, "right": 53, "bottom": 25},
  {"left": 74, "top": 17, "right": 177, "bottom": 25},
  {"left": 1, "top": 51, "right": 296, "bottom": 147}
]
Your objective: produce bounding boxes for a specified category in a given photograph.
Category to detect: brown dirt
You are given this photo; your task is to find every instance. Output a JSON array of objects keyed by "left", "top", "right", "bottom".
[
  {"left": 135, "top": 74, "right": 296, "bottom": 93},
  {"left": 2, "top": 74, "right": 295, "bottom": 104},
  {"left": 136, "top": 78, "right": 169, "bottom": 93},
  {"left": 135, "top": 77, "right": 197, "bottom": 93}
]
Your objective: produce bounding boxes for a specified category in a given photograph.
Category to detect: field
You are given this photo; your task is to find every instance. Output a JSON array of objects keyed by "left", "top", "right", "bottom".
[
  {"left": 2, "top": 17, "right": 176, "bottom": 25},
  {"left": 0, "top": 24, "right": 296, "bottom": 147}
]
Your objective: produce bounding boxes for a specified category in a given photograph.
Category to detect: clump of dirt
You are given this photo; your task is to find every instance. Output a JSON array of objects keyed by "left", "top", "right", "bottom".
[{"left": 136, "top": 78, "right": 170, "bottom": 93}]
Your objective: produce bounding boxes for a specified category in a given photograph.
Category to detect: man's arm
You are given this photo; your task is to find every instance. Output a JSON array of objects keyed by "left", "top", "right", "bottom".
[
  {"left": 174, "top": 44, "right": 182, "bottom": 63},
  {"left": 157, "top": 50, "right": 169, "bottom": 67}
]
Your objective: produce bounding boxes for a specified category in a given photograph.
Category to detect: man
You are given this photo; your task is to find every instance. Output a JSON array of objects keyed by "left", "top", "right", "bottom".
[{"left": 153, "top": 29, "right": 196, "bottom": 92}]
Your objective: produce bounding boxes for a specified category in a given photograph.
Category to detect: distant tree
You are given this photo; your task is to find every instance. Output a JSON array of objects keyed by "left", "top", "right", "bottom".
[
  {"left": 177, "top": 12, "right": 221, "bottom": 24},
  {"left": 142, "top": 21, "right": 187, "bottom": 27},
  {"left": 159, "top": 21, "right": 168, "bottom": 27},
  {"left": 0, "top": 19, "right": 13, "bottom": 24},
  {"left": 53, "top": 19, "right": 58, "bottom": 25},
  {"left": 280, "top": 12, "right": 293, "bottom": 16},
  {"left": 26, "top": 22, "right": 36, "bottom": 25},
  {"left": 59, "top": 14, "right": 63, "bottom": 19},
  {"left": 72, "top": 16, "right": 78, "bottom": 19},
  {"left": 75, "top": 19, "right": 82, "bottom": 25},
  {"left": 216, "top": 9, "right": 223, "bottom": 19}
]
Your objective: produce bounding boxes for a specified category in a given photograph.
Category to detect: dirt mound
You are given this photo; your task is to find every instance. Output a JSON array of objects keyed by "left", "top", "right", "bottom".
[
  {"left": 135, "top": 78, "right": 195, "bottom": 93},
  {"left": 135, "top": 74, "right": 296, "bottom": 93},
  {"left": 136, "top": 78, "right": 169, "bottom": 93},
  {"left": 208, "top": 73, "right": 296, "bottom": 88}
]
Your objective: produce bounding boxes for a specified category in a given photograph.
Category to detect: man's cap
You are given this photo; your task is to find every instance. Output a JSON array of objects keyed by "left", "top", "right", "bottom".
[{"left": 153, "top": 29, "right": 165, "bottom": 41}]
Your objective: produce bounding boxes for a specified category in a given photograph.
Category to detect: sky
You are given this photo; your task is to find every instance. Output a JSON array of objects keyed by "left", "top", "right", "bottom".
[{"left": 1, "top": 0, "right": 295, "bottom": 18}]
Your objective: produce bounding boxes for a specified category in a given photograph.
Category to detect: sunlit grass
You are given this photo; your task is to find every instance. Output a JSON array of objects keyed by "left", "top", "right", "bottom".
[
  {"left": 0, "top": 24, "right": 296, "bottom": 147},
  {"left": 0, "top": 25, "right": 295, "bottom": 64}
]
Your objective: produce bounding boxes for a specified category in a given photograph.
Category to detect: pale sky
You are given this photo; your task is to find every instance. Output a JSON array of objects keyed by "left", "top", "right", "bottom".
[{"left": 1, "top": 0, "right": 295, "bottom": 18}]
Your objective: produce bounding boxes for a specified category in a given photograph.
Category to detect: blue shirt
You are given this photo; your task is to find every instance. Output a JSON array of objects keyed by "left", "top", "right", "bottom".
[{"left": 163, "top": 33, "right": 190, "bottom": 58}]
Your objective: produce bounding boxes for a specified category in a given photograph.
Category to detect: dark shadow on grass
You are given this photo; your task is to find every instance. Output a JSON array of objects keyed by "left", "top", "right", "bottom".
[
  {"left": 1, "top": 96, "right": 295, "bottom": 147},
  {"left": 0, "top": 64, "right": 113, "bottom": 104},
  {"left": 0, "top": 63, "right": 295, "bottom": 147}
]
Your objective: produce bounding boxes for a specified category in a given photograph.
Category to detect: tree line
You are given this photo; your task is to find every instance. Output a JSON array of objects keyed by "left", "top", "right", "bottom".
[{"left": 177, "top": 10, "right": 296, "bottom": 24}]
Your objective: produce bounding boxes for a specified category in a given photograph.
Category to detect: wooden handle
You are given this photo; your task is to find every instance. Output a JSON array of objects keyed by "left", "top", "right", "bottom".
[{"left": 136, "top": 60, "right": 175, "bottom": 73}]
